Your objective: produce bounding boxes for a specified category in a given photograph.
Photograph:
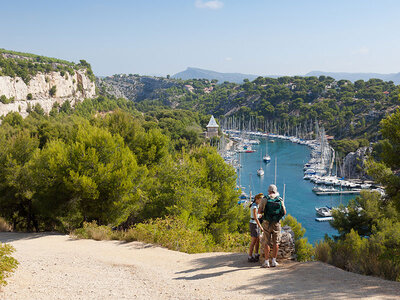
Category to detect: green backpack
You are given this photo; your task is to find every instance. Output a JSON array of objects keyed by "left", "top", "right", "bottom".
[{"left": 263, "top": 195, "right": 285, "bottom": 222}]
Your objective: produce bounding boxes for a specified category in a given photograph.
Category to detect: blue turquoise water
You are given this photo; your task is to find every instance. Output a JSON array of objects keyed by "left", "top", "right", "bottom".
[{"left": 238, "top": 138, "right": 354, "bottom": 244}]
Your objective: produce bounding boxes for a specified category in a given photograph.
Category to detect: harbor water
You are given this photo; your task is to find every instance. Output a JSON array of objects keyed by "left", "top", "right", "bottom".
[{"left": 238, "top": 137, "right": 354, "bottom": 244}]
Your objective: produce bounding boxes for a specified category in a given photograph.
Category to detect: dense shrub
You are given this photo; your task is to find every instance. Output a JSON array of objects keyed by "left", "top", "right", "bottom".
[
  {"left": 282, "top": 214, "right": 306, "bottom": 239},
  {"left": 123, "top": 217, "right": 212, "bottom": 253},
  {"left": 49, "top": 85, "right": 56, "bottom": 97},
  {"left": 73, "top": 221, "right": 113, "bottom": 241},
  {"left": 72, "top": 217, "right": 252, "bottom": 254},
  {"left": 295, "top": 238, "right": 315, "bottom": 262},
  {"left": 314, "top": 239, "right": 331, "bottom": 263},
  {"left": 216, "top": 232, "right": 250, "bottom": 253},
  {"left": 330, "top": 138, "right": 369, "bottom": 156},
  {"left": 282, "top": 214, "right": 314, "bottom": 262},
  {"left": 328, "top": 188, "right": 400, "bottom": 281},
  {"left": 33, "top": 103, "right": 45, "bottom": 115},
  {"left": 0, "top": 243, "right": 18, "bottom": 287},
  {"left": 316, "top": 222, "right": 400, "bottom": 281},
  {"left": 0, "top": 95, "right": 14, "bottom": 104}
]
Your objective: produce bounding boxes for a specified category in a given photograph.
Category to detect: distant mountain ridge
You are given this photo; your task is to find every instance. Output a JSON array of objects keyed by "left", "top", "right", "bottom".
[
  {"left": 173, "top": 67, "right": 268, "bottom": 83},
  {"left": 306, "top": 71, "right": 400, "bottom": 84},
  {"left": 172, "top": 67, "right": 400, "bottom": 85}
]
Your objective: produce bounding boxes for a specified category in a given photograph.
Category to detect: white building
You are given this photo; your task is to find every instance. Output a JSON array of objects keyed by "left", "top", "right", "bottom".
[{"left": 206, "top": 115, "right": 219, "bottom": 138}]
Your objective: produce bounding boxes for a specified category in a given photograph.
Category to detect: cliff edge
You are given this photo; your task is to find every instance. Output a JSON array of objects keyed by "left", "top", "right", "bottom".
[{"left": 0, "top": 49, "right": 96, "bottom": 117}]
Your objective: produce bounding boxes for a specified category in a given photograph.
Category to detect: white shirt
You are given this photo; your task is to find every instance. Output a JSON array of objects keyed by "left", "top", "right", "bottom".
[{"left": 250, "top": 202, "right": 262, "bottom": 224}]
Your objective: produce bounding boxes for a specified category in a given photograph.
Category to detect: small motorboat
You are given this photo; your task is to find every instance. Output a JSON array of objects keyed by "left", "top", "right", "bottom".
[{"left": 315, "top": 206, "right": 332, "bottom": 217}]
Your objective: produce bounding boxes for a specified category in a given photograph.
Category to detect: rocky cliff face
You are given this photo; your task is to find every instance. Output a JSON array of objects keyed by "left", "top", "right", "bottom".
[
  {"left": 341, "top": 146, "right": 372, "bottom": 180},
  {"left": 0, "top": 70, "right": 96, "bottom": 117},
  {"left": 97, "top": 74, "right": 178, "bottom": 102}
]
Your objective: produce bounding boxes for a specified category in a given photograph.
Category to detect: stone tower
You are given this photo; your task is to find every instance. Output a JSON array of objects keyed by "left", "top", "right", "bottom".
[{"left": 206, "top": 115, "right": 219, "bottom": 138}]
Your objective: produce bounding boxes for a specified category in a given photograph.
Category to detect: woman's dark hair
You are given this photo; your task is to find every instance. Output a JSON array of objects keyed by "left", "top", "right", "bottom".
[{"left": 249, "top": 193, "right": 264, "bottom": 208}]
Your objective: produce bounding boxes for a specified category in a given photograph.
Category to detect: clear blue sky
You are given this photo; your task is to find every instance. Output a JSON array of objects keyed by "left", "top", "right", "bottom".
[{"left": 2, "top": 0, "right": 400, "bottom": 76}]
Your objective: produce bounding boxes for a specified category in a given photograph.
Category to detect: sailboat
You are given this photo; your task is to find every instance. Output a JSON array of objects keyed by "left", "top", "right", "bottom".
[
  {"left": 257, "top": 147, "right": 264, "bottom": 176},
  {"left": 257, "top": 167, "right": 264, "bottom": 176},
  {"left": 263, "top": 141, "right": 271, "bottom": 163},
  {"left": 237, "top": 152, "right": 248, "bottom": 200}
]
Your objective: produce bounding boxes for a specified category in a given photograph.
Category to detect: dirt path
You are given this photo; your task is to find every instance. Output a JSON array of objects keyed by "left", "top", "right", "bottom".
[{"left": 1, "top": 232, "right": 399, "bottom": 299}]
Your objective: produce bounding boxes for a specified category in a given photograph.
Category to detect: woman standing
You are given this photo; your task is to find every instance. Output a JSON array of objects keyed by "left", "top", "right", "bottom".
[{"left": 248, "top": 193, "right": 263, "bottom": 262}]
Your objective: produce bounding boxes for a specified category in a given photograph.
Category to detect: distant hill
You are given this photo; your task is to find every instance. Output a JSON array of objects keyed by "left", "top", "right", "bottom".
[
  {"left": 306, "top": 71, "right": 400, "bottom": 85},
  {"left": 172, "top": 67, "right": 263, "bottom": 83},
  {"left": 173, "top": 68, "right": 400, "bottom": 85}
]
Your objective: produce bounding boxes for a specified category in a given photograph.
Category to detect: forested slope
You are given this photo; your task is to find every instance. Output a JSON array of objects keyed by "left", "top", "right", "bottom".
[{"left": 98, "top": 74, "right": 399, "bottom": 142}]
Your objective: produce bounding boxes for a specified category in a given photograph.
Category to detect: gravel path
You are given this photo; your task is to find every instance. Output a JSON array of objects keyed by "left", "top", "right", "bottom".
[{"left": 1, "top": 232, "right": 400, "bottom": 299}]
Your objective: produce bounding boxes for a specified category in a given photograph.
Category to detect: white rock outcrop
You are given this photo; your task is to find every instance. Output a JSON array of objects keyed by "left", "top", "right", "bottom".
[{"left": 0, "top": 70, "right": 96, "bottom": 117}]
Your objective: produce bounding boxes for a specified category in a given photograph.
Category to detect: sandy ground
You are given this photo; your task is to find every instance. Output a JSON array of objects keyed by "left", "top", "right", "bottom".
[{"left": 1, "top": 233, "right": 400, "bottom": 299}]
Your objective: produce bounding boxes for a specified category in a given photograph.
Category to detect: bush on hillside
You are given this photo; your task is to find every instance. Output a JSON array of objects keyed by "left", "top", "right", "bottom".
[
  {"left": 295, "top": 238, "right": 315, "bottom": 262},
  {"left": 0, "top": 243, "right": 18, "bottom": 287},
  {"left": 72, "top": 217, "right": 253, "bottom": 254},
  {"left": 73, "top": 221, "right": 113, "bottom": 241},
  {"left": 215, "top": 231, "right": 250, "bottom": 253},
  {"left": 49, "top": 85, "right": 56, "bottom": 97},
  {"left": 314, "top": 239, "right": 331, "bottom": 263},
  {"left": 0, "top": 95, "right": 14, "bottom": 104},
  {"left": 122, "top": 217, "right": 213, "bottom": 253},
  {"left": 282, "top": 214, "right": 314, "bottom": 262},
  {"left": 315, "top": 227, "right": 400, "bottom": 281}
]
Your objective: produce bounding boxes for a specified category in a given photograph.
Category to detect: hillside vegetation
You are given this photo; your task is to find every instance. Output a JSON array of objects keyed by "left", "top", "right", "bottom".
[
  {"left": 98, "top": 74, "right": 399, "bottom": 143},
  {"left": 310, "top": 107, "right": 400, "bottom": 281},
  {"left": 0, "top": 95, "right": 252, "bottom": 252},
  {"left": 0, "top": 49, "right": 95, "bottom": 83}
]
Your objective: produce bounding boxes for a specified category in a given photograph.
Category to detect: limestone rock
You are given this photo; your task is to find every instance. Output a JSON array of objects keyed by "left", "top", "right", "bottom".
[
  {"left": 0, "top": 70, "right": 96, "bottom": 117},
  {"left": 96, "top": 75, "right": 177, "bottom": 103},
  {"left": 341, "top": 146, "right": 372, "bottom": 180}
]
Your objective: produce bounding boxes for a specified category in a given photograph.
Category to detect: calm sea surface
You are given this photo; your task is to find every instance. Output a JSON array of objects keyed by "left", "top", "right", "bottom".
[{"left": 238, "top": 138, "right": 354, "bottom": 244}]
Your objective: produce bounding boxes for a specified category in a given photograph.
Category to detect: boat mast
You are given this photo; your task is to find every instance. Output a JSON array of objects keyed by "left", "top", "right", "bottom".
[{"left": 283, "top": 183, "right": 286, "bottom": 201}]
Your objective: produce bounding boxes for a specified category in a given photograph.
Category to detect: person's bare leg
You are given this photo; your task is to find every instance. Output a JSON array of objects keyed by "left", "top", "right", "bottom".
[
  {"left": 249, "top": 237, "right": 257, "bottom": 257},
  {"left": 255, "top": 237, "right": 259, "bottom": 254},
  {"left": 273, "top": 243, "right": 279, "bottom": 258},
  {"left": 271, "top": 242, "right": 279, "bottom": 267},
  {"left": 265, "top": 244, "right": 270, "bottom": 261}
]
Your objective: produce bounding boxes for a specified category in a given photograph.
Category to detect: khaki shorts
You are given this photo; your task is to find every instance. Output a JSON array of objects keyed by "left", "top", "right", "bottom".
[{"left": 261, "top": 220, "right": 281, "bottom": 246}]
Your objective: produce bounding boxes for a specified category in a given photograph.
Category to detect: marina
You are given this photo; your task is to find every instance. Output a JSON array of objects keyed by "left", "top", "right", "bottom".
[
  {"left": 217, "top": 124, "right": 373, "bottom": 243},
  {"left": 315, "top": 190, "right": 362, "bottom": 196},
  {"left": 229, "top": 136, "right": 355, "bottom": 243},
  {"left": 215, "top": 115, "right": 384, "bottom": 243}
]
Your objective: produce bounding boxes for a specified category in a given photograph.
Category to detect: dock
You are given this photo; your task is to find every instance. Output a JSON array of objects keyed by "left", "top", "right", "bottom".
[
  {"left": 315, "top": 190, "right": 361, "bottom": 196},
  {"left": 315, "top": 217, "right": 333, "bottom": 222}
]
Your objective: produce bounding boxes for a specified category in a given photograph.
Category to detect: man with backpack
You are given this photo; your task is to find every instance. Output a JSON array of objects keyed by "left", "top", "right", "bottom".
[{"left": 255, "top": 184, "right": 286, "bottom": 268}]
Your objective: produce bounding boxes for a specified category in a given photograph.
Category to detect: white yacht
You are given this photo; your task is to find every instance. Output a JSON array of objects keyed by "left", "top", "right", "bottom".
[
  {"left": 315, "top": 206, "right": 332, "bottom": 217},
  {"left": 263, "top": 142, "right": 271, "bottom": 163}
]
